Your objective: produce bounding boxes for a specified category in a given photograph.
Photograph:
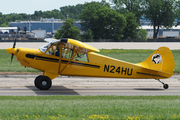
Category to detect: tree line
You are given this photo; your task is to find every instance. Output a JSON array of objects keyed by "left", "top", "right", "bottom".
[
  {"left": 1, "top": 0, "right": 180, "bottom": 41},
  {"left": 0, "top": 4, "right": 83, "bottom": 26}
]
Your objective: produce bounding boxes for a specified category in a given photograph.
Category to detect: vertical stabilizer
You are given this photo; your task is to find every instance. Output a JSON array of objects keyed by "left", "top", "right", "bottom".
[{"left": 137, "top": 47, "right": 174, "bottom": 78}]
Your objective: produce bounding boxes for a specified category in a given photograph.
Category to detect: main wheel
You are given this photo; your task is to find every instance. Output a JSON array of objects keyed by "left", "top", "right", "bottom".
[
  {"left": 34, "top": 76, "right": 52, "bottom": 90},
  {"left": 34, "top": 75, "right": 42, "bottom": 89},
  {"left": 163, "top": 84, "right": 169, "bottom": 89}
]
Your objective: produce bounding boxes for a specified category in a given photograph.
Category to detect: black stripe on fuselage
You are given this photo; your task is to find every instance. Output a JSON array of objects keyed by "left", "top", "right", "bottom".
[
  {"left": 26, "top": 54, "right": 100, "bottom": 69},
  {"left": 26, "top": 54, "right": 59, "bottom": 63},
  {"left": 71, "top": 61, "right": 100, "bottom": 68},
  {"left": 136, "top": 72, "right": 167, "bottom": 78}
]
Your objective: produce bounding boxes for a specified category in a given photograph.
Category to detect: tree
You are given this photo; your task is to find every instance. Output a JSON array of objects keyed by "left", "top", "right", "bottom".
[
  {"left": 138, "top": 29, "right": 148, "bottom": 42},
  {"left": 110, "top": 0, "right": 144, "bottom": 24},
  {"left": 123, "top": 12, "right": 138, "bottom": 39},
  {"left": 175, "top": 1, "right": 180, "bottom": 26},
  {"left": 54, "top": 19, "right": 81, "bottom": 40},
  {"left": 144, "top": 0, "right": 177, "bottom": 39},
  {"left": 1, "top": 23, "right": 8, "bottom": 27},
  {"left": 60, "top": 4, "right": 84, "bottom": 20},
  {"left": 0, "top": 12, "right": 2, "bottom": 18},
  {"left": 82, "top": 29, "right": 93, "bottom": 41},
  {"left": 80, "top": 1, "right": 126, "bottom": 41}
]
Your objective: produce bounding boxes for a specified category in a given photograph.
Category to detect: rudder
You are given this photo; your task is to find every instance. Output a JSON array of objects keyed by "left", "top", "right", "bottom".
[{"left": 137, "top": 46, "right": 174, "bottom": 78}]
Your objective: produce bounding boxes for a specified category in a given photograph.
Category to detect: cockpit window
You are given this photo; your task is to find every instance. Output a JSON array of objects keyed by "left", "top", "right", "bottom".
[
  {"left": 39, "top": 42, "right": 89, "bottom": 62},
  {"left": 45, "top": 45, "right": 60, "bottom": 57},
  {"left": 73, "top": 52, "right": 88, "bottom": 62},
  {"left": 39, "top": 43, "right": 52, "bottom": 53},
  {"left": 73, "top": 47, "right": 89, "bottom": 62},
  {"left": 62, "top": 48, "right": 73, "bottom": 59}
]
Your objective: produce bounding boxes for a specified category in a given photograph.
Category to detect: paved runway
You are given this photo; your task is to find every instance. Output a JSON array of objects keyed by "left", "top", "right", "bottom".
[
  {"left": 0, "top": 74, "right": 180, "bottom": 96},
  {"left": 1, "top": 42, "right": 180, "bottom": 50},
  {"left": 0, "top": 87, "right": 180, "bottom": 96}
]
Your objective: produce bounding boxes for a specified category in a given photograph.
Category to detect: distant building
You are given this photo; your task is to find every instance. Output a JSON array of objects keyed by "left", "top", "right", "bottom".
[
  {"left": 9, "top": 17, "right": 81, "bottom": 38},
  {"left": 8, "top": 17, "right": 180, "bottom": 38},
  {"left": 140, "top": 25, "right": 180, "bottom": 38}
]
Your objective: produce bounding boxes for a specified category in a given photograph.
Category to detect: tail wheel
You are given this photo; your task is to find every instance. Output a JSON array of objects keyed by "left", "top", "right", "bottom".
[
  {"left": 34, "top": 75, "right": 52, "bottom": 90},
  {"left": 157, "top": 79, "right": 169, "bottom": 89}
]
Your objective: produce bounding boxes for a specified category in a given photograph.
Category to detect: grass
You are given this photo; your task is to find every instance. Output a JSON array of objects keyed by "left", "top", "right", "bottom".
[
  {"left": 1, "top": 49, "right": 180, "bottom": 73},
  {"left": 0, "top": 96, "right": 180, "bottom": 119}
]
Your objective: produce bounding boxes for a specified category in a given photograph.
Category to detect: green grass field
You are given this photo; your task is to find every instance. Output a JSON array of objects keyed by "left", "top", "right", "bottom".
[
  {"left": 0, "top": 96, "right": 180, "bottom": 120},
  {"left": 1, "top": 49, "right": 180, "bottom": 73}
]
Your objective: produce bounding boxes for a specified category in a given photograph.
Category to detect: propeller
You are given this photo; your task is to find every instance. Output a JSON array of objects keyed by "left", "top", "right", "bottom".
[
  {"left": 13, "top": 35, "right": 17, "bottom": 48},
  {"left": 10, "top": 54, "right": 14, "bottom": 65},
  {"left": 10, "top": 30, "right": 18, "bottom": 65}
]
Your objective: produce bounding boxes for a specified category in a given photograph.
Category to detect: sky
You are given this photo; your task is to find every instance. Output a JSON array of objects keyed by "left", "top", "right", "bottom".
[{"left": 0, "top": 0, "right": 105, "bottom": 14}]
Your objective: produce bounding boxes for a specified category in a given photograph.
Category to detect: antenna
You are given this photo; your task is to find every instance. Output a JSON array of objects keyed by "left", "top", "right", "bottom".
[{"left": 60, "top": 30, "right": 66, "bottom": 39}]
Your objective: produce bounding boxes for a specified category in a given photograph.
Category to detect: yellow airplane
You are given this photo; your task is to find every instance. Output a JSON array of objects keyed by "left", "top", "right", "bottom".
[{"left": 6, "top": 38, "right": 175, "bottom": 90}]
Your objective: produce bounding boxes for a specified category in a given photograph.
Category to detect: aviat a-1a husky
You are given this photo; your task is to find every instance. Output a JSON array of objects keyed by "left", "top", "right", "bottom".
[{"left": 6, "top": 38, "right": 175, "bottom": 90}]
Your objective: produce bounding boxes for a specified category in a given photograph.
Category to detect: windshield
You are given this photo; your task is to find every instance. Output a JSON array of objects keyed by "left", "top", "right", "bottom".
[{"left": 39, "top": 43, "right": 52, "bottom": 53}]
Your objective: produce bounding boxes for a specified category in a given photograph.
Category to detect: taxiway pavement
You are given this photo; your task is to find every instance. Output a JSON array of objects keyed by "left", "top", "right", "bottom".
[{"left": 0, "top": 74, "right": 180, "bottom": 96}]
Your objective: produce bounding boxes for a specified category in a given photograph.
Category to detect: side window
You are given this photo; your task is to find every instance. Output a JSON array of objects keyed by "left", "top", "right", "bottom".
[
  {"left": 39, "top": 43, "right": 51, "bottom": 53},
  {"left": 62, "top": 48, "right": 73, "bottom": 59},
  {"left": 45, "top": 45, "right": 60, "bottom": 57},
  {"left": 73, "top": 51, "right": 88, "bottom": 62}
]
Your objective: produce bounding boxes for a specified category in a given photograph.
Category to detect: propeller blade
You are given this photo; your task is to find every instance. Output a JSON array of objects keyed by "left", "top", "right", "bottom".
[
  {"left": 13, "top": 29, "right": 18, "bottom": 48},
  {"left": 10, "top": 54, "right": 14, "bottom": 65},
  {"left": 13, "top": 39, "right": 16, "bottom": 48},
  {"left": 11, "top": 29, "right": 18, "bottom": 64}
]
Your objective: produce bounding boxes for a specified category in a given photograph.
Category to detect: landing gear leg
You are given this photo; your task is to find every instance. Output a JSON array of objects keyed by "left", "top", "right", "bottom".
[
  {"left": 34, "top": 75, "right": 52, "bottom": 90},
  {"left": 157, "top": 79, "right": 169, "bottom": 89}
]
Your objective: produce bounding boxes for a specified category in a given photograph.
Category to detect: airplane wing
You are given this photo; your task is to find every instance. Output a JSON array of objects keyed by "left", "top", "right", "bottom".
[
  {"left": 44, "top": 38, "right": 100, "bottom": 52},
  {"left": 62, "top": 38, "right": 99, "bottom": 52},
  {"left": 0, "top": 27, "right": 17, "bottom": 30},
  {"left": 44, "top": 38, "right": 58, "bottom": 43}
]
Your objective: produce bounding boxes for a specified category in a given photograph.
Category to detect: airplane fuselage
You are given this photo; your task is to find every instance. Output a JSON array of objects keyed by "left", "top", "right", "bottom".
[{"left": 14, "top": 47, "right": 172, "bottom": 80}]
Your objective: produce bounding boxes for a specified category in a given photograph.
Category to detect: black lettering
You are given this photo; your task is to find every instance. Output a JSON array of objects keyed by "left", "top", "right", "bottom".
[
  {"left": 104, "top": 64, "right": 109, "bottom": 72},
  {"left": 110, "top": 65, "right": 115, "bottom": 73},
  {"left": 121, "top": 67, "right": 127, "bottom": 75},
  {"left": 127, "top": 68, "right": 133, "bottom": 76},
  {"left": 104, "top": 65, "right": 133, "bottom": 76},
  {"left": 116, "top": 67, "right": 121, "bottom": 74}
]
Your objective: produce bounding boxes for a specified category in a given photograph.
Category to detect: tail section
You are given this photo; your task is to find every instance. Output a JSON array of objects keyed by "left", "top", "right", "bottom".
[{"left": 137, "top": 46, "right": 174, "bottom": 78}]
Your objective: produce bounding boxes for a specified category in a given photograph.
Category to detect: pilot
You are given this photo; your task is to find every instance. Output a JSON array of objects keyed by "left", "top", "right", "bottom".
[
  {"left": 49, "top": 47, "right": 60, "bottom": 57},
  {"left": 55, "top": 47, "right": 60, "bottom": 57}
]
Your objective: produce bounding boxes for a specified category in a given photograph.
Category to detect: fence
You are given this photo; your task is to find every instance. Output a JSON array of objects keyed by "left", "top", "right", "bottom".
[
  {"left": 1, "top": 38, "right": 180, "bottom": 42},
  {"left": 79, "top": 38, "right": 180, "bottom": 42}
]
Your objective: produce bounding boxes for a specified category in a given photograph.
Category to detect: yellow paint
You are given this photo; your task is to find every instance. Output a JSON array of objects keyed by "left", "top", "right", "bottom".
[{"left": 6, "top": 38, "right": 174, "bottom": 81}]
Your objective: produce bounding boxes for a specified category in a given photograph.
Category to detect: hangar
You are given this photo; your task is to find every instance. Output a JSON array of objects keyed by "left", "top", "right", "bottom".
[
  {"left": 8, "top": 18, "right": 81, "bottom": 38},
  {"left": 140, "top": 25, "right": 180, "bottom": 38}
]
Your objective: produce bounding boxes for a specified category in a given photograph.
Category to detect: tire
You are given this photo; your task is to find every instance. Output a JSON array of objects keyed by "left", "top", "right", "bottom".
[
  {"left": 34, "top": 76, "right": 52, "bottom": 90},
  {"left": 163, "top": 84, "right": 169, "bottom": 89},
  {"left": 34, "top": 75, "right": 42, "bottom": 89}
]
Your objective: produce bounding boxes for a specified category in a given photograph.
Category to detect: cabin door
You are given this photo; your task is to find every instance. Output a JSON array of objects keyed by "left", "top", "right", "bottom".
[{"left": 58, "top": 44, "right": 74, "bottom": 74}]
